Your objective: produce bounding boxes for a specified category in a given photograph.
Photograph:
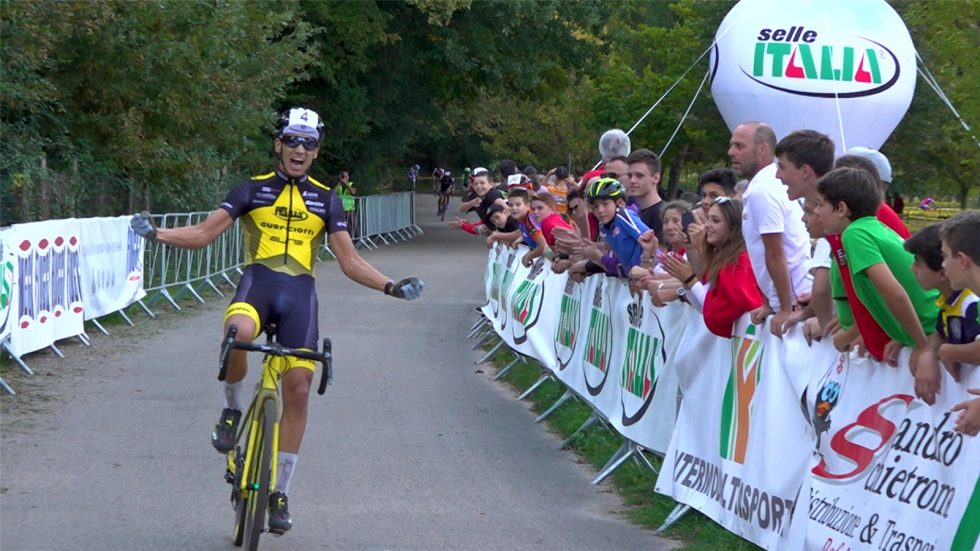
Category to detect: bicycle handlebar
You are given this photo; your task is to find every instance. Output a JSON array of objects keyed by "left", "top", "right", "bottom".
[{"left": 218, "top": 325, "right": 333, "bottom": 395}]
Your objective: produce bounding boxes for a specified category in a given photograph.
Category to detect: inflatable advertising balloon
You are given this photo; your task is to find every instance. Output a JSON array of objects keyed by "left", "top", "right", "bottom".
[{"left": 709, "top": 0, "right": 916, "bottom": 155}]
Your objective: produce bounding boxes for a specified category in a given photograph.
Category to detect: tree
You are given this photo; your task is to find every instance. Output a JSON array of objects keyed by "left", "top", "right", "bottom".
[
  {"left": 887, "top": 1, "right": 980, "bottom": 209},
  {"left": 1, "top": 0, "right": 318, "bottom": 220},
  {"left": 583, "top": 0, "right": 734, "bottom": 198}
]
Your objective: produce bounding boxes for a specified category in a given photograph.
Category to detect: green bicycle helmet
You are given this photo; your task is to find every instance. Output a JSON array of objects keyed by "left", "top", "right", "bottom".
[{"left": 587, "top": 177, "right": 626, "bottom": 202}]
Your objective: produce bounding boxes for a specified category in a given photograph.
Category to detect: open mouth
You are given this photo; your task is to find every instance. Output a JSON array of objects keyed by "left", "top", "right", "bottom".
[{"left": 287, "top": 155, "right": 306, "bottom": 171}]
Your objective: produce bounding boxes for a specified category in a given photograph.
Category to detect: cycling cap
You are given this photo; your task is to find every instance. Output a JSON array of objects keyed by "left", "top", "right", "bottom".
[
  {"left": 506, "top": 173, "right": 533, "bottom": 191},
  {"left": 846, "top": 146, "right": 892, "bottom": 184},
  {"left": 277, "top": 108, "right": 323, "bottom": 140},
  {"left": 472, "top": 167, "right": 490, "bottom": 177},
  {"left": 587, "top": 177, "right": 626, "bottom": 201}
]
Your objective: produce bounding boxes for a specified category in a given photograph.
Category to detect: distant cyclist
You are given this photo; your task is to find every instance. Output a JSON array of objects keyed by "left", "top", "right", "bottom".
[
  {"left": 438, "top": 170, "right": 455, "bottom": 219},
  {"left": 432, "top": 167, "right": 444, "bottom": 196},
  {"left": 408, "top": 164, "right": 420, "bottom": 191},
  {"left": 130, "top": 107, "right": 423, "bottom": 535}
]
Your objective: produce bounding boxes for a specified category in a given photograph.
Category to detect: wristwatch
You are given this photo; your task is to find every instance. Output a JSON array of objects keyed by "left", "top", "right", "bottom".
[{"left": 675, "top": 287, "right": 687, "bottom": 299}]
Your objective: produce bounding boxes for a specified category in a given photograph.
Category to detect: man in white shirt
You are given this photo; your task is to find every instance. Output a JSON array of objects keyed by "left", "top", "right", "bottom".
[{"left": 727, "top": 122, "right": 812, "bottom": 337}]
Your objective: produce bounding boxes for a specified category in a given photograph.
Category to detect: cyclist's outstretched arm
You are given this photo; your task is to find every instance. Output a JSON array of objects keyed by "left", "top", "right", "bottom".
[
  {"left": 134, "top": 209, "right": 234, "bottom": 249},
  {"left": 327, "top": 230, "right": 392, "bottom": 291}
]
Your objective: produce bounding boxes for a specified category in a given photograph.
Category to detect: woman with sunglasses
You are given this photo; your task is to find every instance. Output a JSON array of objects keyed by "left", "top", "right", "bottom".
[
  {"left": 659, "top": 197, "right": 764, "bottom": 338},
  {"left": 129, "top": 107, "right": 423, "bottom": 534}
]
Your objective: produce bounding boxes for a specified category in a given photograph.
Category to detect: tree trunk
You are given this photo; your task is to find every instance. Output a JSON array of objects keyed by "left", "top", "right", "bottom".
[
  {"left": 39, "top": 154, "right": 50, "bottom": 220},
  {"left": 70, "top": 159, "right": 79, "bottom": 217},
  {"left": 959, "top": 181, "right": 969, "bottom": 210}
]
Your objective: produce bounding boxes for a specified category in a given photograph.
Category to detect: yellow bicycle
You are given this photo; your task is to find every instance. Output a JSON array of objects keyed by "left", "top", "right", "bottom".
[{"left": 218, "top": 323, "right": 332, "bottom": 550}]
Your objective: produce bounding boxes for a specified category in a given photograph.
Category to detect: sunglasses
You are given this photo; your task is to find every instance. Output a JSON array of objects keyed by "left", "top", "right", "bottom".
[
  {"left": 713, "top": 196, "right": 733, "bottom": 205},
  {"left": 282, "top": 135, "right": 319, "bottom": 151}
]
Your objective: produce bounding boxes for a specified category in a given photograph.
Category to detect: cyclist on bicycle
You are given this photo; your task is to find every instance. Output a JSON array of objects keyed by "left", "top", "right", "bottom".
[
  {"left": 431, "top": 167, "right": 444, "bottom": 196},
  {"left": 130, "top": 107, "right": 423, "bottom": 534},
  {"left": 407, "top": 164, "right": 420, "bottom": 190},
  {"left": 438, "top": 170, "right": 455, "bottom": 217}
]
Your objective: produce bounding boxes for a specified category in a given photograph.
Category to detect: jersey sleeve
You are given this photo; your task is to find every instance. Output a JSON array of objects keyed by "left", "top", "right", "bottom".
[
  {"left": 323, "top": 191, "right": 348, "bottom": 234},
  {"left": 219, "top": 180, "right": 254, "bottom": 219},
  {"left": 616, "top": 209, "right": 650, "bottom": 240}
]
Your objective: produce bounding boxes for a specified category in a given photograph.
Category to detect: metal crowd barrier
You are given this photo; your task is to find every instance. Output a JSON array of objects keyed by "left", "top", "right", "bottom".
[{"left": 349, "top": 191, "right": 422, "bottom": 250}]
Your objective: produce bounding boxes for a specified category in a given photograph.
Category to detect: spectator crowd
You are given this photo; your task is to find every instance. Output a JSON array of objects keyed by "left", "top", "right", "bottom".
[{"left": 440, "top": 123, "right": 980, "bottom": 437}]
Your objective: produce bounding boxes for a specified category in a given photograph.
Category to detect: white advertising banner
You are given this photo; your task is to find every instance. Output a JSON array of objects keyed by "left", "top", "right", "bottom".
[
  {"left": 481, "top": 245, "right": 680, "bottom": 454},
  {"left": 482, "top": 249, "right": 978, "bottom": 549},
  {"left": 655, "top": 317, "right": 813, "bottom": 550},
  {"left": 793, "top": 349, "right": 980, "bottom": 551},
  {"left": 8, "top": 219, "right": 85, "bottom": 356},
  {"left": 0, "top": 228, "right": 15, "bottom": 343},
  {"left": 78, "top": 216, "right": 147, "bottom": 319}
]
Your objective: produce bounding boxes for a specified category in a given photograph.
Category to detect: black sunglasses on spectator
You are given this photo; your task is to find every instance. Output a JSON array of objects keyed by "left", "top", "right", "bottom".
[{"left": 282, "top": 135, "right": 319, "bottom": 151}]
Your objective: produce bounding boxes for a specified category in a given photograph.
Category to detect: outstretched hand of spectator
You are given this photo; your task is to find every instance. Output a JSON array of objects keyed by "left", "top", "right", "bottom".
[
  {"left": 687, "top": 210, "right": 707, "bottom": 252},
  {"left": 832, "top": 325, "right": 858, "bottom": 353},
  {"left": 661, "top": 254, "right": 694, "bottom": 284},
  {"left": 552, "top": 227, "right": 581, "bottom": 256},
  {"left": 912, "top": 348, "right": 940, "bottom": 405},
  {"left": 937, "top": 343, "right": 962, "bottom": 382},
  {"left": 882, "top": 339, "right": 904, "bottom": 368},
  {"left": 551, "top": 258, "right": 572, "bottom": 274},
  {"left": 802, "top": 317, "right": 823, "bottom": 345},
  {"left": 568, "top": 260, "right": 590, "bottom": 283},
  {"left": 952, "top": 390, "right": 980, "bottom": 436},
  {"left": 750, "top": 303, "right": 773, "bottom": 325},
  {"left": 638, "top": 230, "right": 659, "bottom": 258},
  {"left": 770, "top": 309, "right": 793, "bottom": 339}
]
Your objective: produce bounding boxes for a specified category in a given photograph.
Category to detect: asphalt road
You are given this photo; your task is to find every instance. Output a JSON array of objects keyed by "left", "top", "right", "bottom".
[{"left": 0, "top": 193, "right": 676, "bottom": 551}]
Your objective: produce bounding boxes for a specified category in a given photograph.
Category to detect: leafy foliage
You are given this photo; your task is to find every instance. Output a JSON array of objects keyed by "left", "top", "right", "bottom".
[
  {"left": 1, "top": 0, "right": 975, "bottom": 224},
  {"left": 886, "top": 0, "right": 980, "bottom": 208}
]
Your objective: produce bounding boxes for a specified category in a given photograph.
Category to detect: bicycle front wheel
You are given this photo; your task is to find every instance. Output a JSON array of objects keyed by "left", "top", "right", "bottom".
[{"left": 243, "top": 398, "right": 275, "bottom": 551}]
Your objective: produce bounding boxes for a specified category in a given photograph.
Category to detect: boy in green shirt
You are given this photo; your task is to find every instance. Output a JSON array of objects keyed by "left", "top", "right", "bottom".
[{"left": 814, "top": 167, "right": 939, "bottom": 375}]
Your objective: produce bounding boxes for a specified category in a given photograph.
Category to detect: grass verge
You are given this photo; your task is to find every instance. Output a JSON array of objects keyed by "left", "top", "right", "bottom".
[{"left": 482, "top": 341, "right": 761, "bottom": 550}]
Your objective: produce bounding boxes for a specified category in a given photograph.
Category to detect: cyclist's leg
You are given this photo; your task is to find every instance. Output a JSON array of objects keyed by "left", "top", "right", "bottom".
[
  {"left": 263, "top": 272, "right": 317, "bottom": 532},
  {"left": 278, "top": 366, "right": 314, "bottom": 455},
  {"left": 214, "top": 267, "right": 268, "bottom": 453},
  {"left": 223, "top": 311, "right": 258, "bottom": 385}
]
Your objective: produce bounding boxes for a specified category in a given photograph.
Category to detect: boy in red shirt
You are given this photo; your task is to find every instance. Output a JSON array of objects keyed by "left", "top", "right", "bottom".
[{"left": 522, "top": 191, "right": 573, "bottom": 266}]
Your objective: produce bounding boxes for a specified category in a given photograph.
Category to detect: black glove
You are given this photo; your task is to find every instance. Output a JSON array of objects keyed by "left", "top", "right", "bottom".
[
  {"left": 130, "top": 211, "right": 158, "bottom": 241},
  {"left": 384, "top": 277, "right": 423, "bottom": 300}
]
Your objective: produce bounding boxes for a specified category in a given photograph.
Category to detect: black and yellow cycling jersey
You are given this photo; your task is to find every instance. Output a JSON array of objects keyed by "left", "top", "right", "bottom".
[{"left": 220, "top": 170, "right": 347, "bottom": 276}]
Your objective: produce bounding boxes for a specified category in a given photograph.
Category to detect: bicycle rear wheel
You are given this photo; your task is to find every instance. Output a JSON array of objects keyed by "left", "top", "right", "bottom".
[{"left": 243, "top": 399, "right": 275, "bottom": 551}]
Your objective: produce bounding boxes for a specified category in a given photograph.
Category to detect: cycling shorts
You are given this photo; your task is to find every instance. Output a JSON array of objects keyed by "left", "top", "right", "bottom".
[
  {"left": 224, "top": 264, "right": 319, "bottom": 372},
  {"left": 440, "top": 183, "right": 453, "bottom": 194}
]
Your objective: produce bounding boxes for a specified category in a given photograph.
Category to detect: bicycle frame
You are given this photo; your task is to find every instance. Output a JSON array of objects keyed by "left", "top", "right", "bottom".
[
  {"left": 237, "top": 356, "right": 284, "bottom": 500},
  {"left": 217, "top": 324, "right": 331, "bottom": 546}
]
